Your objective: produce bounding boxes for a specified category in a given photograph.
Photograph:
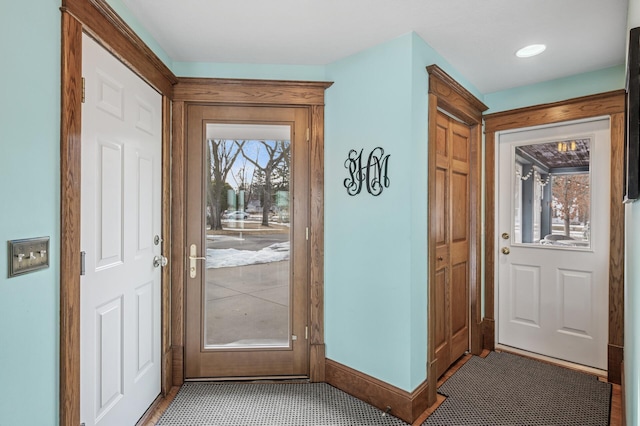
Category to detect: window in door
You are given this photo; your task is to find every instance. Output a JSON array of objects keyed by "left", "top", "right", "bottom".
[
  {"left": 203, "top": 126, "right": 291, "bottom": 349},
  {"left": 512, "top": 138, "right": 591, "bottom": 249}
]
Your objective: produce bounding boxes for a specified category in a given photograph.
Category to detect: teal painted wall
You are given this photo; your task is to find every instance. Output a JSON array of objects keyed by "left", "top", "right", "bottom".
[
  {"left": 625, "top": 0, "right": 640, "bottom": 424},
  {"left": 484, "top": 65, "right": 625, "bottom": 113},
  {"left": 0, "top": 0, "right": 61, "bottom": 424},
  {"left": 324, "top": 34, "right": 415, "bottom": 390},
  {"left": 173, "top": 62, "right": 326, "bottom": 81},
  {"left": 625, "top": 203, "right": 640, "bottom": 426},
  {"left": 408, "top": 34, "right": 431, "bottom": 391},
  {"left": 1, "top": 0, "right": 633, "bottom": 422},
  {"left": 324, "top": 32, "right": 482, "bottom": 391}
]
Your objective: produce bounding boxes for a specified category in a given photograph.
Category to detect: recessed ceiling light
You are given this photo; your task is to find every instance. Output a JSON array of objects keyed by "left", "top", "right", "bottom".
[{"left": 516, "top": 44, "right": 546, "bottom": 58}]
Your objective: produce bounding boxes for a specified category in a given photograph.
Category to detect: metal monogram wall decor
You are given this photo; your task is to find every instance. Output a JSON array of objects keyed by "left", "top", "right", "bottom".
[{"left": 343, "top": 147, "right": 390, "bottom": 196}]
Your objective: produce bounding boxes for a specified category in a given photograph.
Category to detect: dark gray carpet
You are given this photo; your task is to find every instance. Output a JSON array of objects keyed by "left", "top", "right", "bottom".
[
  {"left": 423, "top": 351, "right": 611, "bottom": 426},
  {"left": 156, "top": 382, "right": 408, "bottom": 426},
  {"left": 157, "top": 352, "right": 611, "bottom": 426}
]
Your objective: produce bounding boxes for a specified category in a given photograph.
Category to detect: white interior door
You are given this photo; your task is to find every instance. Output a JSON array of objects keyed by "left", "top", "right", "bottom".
[
  {"left": 80, "top": 33, "right": 162, "bottom": 425},
  {"left": 496, "top": 117, "right": 610, "bottom": 370}
]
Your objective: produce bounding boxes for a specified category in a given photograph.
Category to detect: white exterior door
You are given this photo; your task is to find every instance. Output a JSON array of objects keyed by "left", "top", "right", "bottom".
[
  {"left": 496, "top": 117, "right": 610, "bottom": 370},
  {"left": 80, "top": 34, "right": 162, "bottom": 425}
]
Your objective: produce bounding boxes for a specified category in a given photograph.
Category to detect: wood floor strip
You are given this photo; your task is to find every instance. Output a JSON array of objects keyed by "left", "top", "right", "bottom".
[{"left": 139, "top": 386, "right": 180, "bottom": 426}]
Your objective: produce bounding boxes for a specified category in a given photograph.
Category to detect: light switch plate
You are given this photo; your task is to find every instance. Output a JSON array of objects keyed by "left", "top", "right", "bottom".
[{"left": 8, "top": 237, "right": 50, "bottom": 278}]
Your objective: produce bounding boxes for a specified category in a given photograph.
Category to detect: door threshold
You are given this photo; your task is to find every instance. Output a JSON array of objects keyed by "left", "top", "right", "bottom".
[
  {"left": 495, "top": 344, "right": 607, "bottom": 379},
  {"left": 185, "top": 375, "right": 309, "bottom": 383}
]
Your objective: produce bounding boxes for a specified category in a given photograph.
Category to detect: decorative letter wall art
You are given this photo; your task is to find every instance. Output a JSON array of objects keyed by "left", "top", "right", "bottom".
[{"left": 343, "top": 147, "right": 390, "bottom": 196}]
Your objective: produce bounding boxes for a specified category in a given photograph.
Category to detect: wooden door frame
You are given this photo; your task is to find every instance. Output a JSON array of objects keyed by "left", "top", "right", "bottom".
[
  {"left": 61, "top": 2, "right": 331, "bottom": 424},
  {"left": 60, "top": 1, "right": 177, "bottom": 425},
  {"left": 426, "top": 65, "right": 488, "bottom": 405},
  {"left": 483, "top": 90, "right": 626, "bottom": 384},
  {"left": 170, "top": 78, "right": 332, "bottom": 386}
]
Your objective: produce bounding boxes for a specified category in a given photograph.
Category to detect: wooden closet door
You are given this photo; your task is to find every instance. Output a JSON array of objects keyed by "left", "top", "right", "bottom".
[{"left": 433, "top": 111, "right": 471, "bottom": 378}]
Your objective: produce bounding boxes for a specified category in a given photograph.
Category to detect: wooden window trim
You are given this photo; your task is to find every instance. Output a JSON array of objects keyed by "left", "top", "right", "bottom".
[{"left": 483, "top": 90, "right": 626, "bottom": 384}]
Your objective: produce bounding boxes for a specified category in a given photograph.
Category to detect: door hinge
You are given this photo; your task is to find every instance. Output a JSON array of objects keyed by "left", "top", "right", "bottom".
[
  {"left": 306, "top": 128, "right": 310, "bottom": 142},
  {"left": 80, "top": 251, "right": 86, "bottom": 276},
  {"left": 306, "top": 227, "right": 309, "bottom": 241},
  {"left": 81, "top": 77, "right": 85, "bottom": 103}
]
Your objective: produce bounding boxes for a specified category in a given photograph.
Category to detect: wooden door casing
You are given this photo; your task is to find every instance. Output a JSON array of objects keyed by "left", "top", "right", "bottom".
[
  {"left": 427, "top": 65, "right": 487, "bottom": 407},
  {"left": 184, "top": 104, "right": 310, "bottom": 379},
  {"left": 433, "top": 112, "right": 471, "bottom": 378},
  {"left": 60, "top": 2, "right": 330, "bottom": 424},
  {"left": 170, "top": 78, "right": 331, "bottom": 387},
  {"left": 483, "top": 91, "right": 626, "bottom": 384}
]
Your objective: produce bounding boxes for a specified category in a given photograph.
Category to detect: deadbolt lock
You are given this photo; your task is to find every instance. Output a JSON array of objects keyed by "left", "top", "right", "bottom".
[{"left": 501, "top": 232, "right": 510, "bottom": 240}]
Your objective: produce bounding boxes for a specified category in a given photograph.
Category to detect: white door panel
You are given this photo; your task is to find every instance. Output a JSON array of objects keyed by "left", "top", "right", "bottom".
[
  {"left": 497, "top": 118, "right": 609, "bottom": 370},
  {"left": 509, "top": 263, "right": 540, "bottom": 327},
  {"left": 81, "top": 34, "right": 161, "bottom": 426}
]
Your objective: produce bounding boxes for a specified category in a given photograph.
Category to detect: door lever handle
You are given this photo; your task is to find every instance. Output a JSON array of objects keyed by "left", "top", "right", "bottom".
[{"left": 189, "top": 244, "right": 205, "bottom": 278}]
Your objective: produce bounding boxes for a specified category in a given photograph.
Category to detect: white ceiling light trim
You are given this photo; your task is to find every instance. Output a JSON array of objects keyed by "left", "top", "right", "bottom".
[{"left": 516, "top": 44, "right": 547, "bottom": 58}]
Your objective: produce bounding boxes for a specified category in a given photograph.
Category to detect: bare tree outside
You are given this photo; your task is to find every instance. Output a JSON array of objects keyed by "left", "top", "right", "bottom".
[
  {"left": 551, "top": 174, "right": 590, "bottom": 237},
  {"left": 241, "top": 140, "right": 290, "bottom": 226},
  {"left": 206, "top": 139, "right": 245, "bottom": 230},
  {"left": 204, "top": 135, "right": 293, "bottom": 348}
]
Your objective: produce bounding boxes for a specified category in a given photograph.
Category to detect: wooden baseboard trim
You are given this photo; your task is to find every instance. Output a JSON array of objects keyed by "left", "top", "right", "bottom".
[
  {"left": 310, "top": 343, "right": 326, "bottom": 382},
  {"left": 162, "top": 348, "right": 173, "bottom": 395},
  {"left": 471, "top": 319, "right": 484, "bottom": 355},
  {"left": 608, "top": 343, "right": 623, "bottom": 385},
  {"left": 172, "top": 345, "right": 184, "bottom": 386},
  {"left": 138, "top": 386, "right": 181, "bottom": 426},
  {"left": 136, "top": 392, "right": 165, "bottom": 426},
  {"left": 482, "top": 318, "right": 495, "bottom": 351},
  {"left": 325, "top": 358, "right": 428, "bottom": 424}
]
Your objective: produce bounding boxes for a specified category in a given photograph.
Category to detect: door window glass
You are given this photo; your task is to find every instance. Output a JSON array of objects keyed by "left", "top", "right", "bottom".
[
  {"left": 513, "top": 138, "right": 591, "bottom": 249},
  {"left": 203, "top": 124, "right": 291, "bottom": 348}
]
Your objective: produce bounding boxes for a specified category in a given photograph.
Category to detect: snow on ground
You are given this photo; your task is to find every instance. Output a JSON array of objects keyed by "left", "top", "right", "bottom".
[{"left": 206, "top": 242, "right": 290, "bottom": 268}]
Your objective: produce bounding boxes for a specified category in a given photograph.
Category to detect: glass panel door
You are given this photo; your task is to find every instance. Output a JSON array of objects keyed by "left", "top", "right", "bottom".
[{"left": 185, "top": 104, "right": 309, "bottom": 379}]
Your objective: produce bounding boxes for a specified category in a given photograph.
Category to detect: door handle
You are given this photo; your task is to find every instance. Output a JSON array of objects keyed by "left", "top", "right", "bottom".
[
  {"left": 501, "top": 247, "right": 510, "bottom": 255},
  {"left": 153, "top": 255, "right": 168, "bottom": 268},
  {"left": 189, "top": 244, "right": 206, "bottom": 278}
]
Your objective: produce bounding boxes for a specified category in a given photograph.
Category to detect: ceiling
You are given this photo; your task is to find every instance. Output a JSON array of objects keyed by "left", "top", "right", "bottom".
[
  {"left": 517, "top": 139, "right": 590, "bottom": 171},
  {"left": 121, "top": 0, "right": 629, "bottom": 93}
]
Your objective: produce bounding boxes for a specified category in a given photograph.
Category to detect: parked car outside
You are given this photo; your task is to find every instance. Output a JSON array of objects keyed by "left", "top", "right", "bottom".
[{"left": 224, "top": 210, "right": 249, "bottom": 220}]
